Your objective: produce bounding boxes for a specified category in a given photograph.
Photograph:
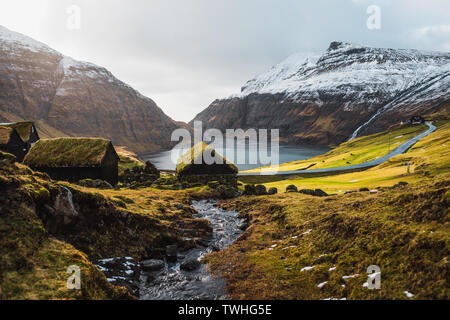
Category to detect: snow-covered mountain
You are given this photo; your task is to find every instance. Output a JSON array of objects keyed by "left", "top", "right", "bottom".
[
  {"left": 192, "top": 41, "right": 450, "bottom": 145},
  {"left": 0, "top": 25, "right": 184, "bottom": 154}
]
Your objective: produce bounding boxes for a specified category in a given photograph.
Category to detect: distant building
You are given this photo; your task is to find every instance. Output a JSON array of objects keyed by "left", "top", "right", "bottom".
[
  {"left": 0, "top": 122, "right": 40, "bottom": 148},
  {"left": 24, "top": 138, "right": 119, "bottom": 185},
  {"left": 176, "top": 142, "right": 238, "bottom": 188},
  {"left": 176, "top": 142, "right": 238, "bottom": 176},
  {"left": 0, "top": 126, "right": 27, "bottom": 161},
  {"left": 410, "top": 116, "right": 425, "bottom": 125}
]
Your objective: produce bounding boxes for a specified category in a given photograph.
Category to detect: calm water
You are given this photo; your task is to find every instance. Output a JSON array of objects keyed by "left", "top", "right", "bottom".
[{"left": 142, "top": 141, "right": 329, "bottom": 171}]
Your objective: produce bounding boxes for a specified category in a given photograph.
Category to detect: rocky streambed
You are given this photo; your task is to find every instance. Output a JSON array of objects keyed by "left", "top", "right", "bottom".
[{"left": 95, "top": 200, "right": 246, "bottom": 300}]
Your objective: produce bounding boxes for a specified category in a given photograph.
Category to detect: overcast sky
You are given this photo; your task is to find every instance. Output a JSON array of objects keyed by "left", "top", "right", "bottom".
[{"left": 0, "top": 0, "right": 449, "bottom": 122}]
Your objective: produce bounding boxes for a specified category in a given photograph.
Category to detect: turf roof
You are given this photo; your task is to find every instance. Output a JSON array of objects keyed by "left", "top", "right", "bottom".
[
  {"left": 176, "top": 142, "right": 238, "bottom": 173},
  {"left": 24, "top": 138, "right": 113, "bottom": 168},
  {"left": 2, "top": 122, "right": 34, "bottom": 142},
  {"left": 0, "top": 126, "right": 14, "bottom": 145}
]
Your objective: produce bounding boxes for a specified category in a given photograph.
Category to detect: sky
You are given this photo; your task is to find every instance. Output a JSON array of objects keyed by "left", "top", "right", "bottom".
[{"left": 0, "top": 0, "right": 449, "bottom": 122}]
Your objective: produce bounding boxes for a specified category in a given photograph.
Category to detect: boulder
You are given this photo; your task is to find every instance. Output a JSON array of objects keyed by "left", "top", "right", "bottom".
[
  {"left": 243, "top": 184, "right": 256, "bottom": 195},
  {"left": 141, "top": 259, "right": 165, "bottom": 272},
  {"left": 359, "top": 187, "right": 370, "bottom": 192},
  {"left": 255, "top": 185, "right": 267, "bottom": 195},
  {"left": 299, "top": 189, "right": 315, "bottom": 196},
  {"left": 393, "top": 181, "right": 409, "bottom": 189},
  {"left": 144, "top": 161, "right": 159, "bottom": 175},
  {"left": 268, "top": 187, "right": 278, "bottom": 195},
  {"left": 78, "top": 179, "right": 113, "bottom": 189},
  {"left": 314, "top": 189, "right": 328, "bottom": 197},
  {"left": 217, "top": 185, "right": 237, "bottom": 199},
  {"left": 286, "top": 185, "right": 298, "bottom": 193},
  {"left": 299, "top": 188, "right": 328, "bottom": 197},
  {"left": 166, "top": 245, "right": 178, "bottom": 262},
  {"left": 180, "top": 258, "right": 201, "bottom": 271}
]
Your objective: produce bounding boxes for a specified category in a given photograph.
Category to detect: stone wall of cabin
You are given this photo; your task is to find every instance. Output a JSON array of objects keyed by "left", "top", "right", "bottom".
[
  {"left": 177, "top": 174, "right": 237, "bottom": 187},
  {"left": 30, "top": 166, "right": 118, "bottom": 185}
]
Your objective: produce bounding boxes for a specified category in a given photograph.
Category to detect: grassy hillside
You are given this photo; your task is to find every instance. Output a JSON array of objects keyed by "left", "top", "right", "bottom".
[
  {"left": 240, "top": 121, "right": 449, "bottom": 194},
  {"left": 205, "top": 176, "right": 449, "bottom": 299},
  {"left": 0, "top": 151, "right": 216, "bottom": 299},
  {"left": 204, "top": 119, "right": 450, "bottom": 300},
  {"left": 244, "top": 123, "right": 428, "bottom": 174}
]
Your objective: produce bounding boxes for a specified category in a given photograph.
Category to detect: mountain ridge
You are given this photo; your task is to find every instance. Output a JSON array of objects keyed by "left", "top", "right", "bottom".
[
  {"left": 0, "top": 25, "right": 184, "bottom": 154},
  {"left": 191, "top": 41, "right": 450, "bottom": 145}
]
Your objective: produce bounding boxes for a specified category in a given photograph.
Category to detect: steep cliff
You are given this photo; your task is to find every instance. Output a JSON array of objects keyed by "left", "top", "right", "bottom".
[{"left": 0, "top": 25, "right": 183, "bottom": 154}]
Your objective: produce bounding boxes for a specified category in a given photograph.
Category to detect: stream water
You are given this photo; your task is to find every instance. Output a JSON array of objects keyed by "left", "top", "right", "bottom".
[{"left": 139, "top": 200, "right": 245, "bottom": 300}]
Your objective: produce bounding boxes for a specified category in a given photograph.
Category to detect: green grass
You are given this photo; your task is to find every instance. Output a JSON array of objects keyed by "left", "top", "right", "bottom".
[
  {"left": 204, "top": 120, "right": 450, "bottom": 300},
  {"left": 243, "top": 124, "right": 428, "bottom": 173},
  {"left": 239, "top": 122, "right": 449, "bottom": 194},
  {"left": 118, "top": 153, "right": 144, "bottom": 176},
  {"left": 205, "top": 176, "right": 450, "bottom": 300}
]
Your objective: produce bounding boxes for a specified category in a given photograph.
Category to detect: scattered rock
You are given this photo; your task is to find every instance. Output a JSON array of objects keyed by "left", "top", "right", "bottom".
[
  {"left": 299, "top": 189, "right": 315, "bottom": 196},
  {"left": 393, "top": 181, "right": 409, "bottom": 189},
  {"left": 314, "top": 189, "right": 328, "bottom": 197},
  {"left": 141, "top": 259, "right": 165, "bottom": 272},
  {"left": 255, "top": 185, "right": 267, "bottom": 195},
  {"left": 299, "top": 189, "right": 328, "bottom": 197},
  {"left": 166, "top": 245, "right": 178, "bottom": 262},
  {"left": 237, "top": 221, "right": 249, "bottom": 231},
  {"left": 180, "top": 259, "right": 201, "bottom": 271},
  {"left": 286, "top": 185, "right": 298, "bottom": 193},
  {"left": 77, "top": 179, "right": 113, "bottom": 189},
  {"left": 243, "top": 184, "right": 256, "bottom": 195}
]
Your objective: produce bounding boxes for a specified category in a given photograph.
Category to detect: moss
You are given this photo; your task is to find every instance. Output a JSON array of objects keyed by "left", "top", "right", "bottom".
[
  {"left": 176, "top": 142, "right": 238, "bottom": 174},
  {"left": 1, "top": 154, "right": 213, "bottom": 299},
  {"left": 0, "top": 126, "right": 13, "bottom": 145},
  {"left": 118, "top": 153, "right": 144, "bottom": 177},
  {"left": 24, "top": 138, "right": 112, "bottom": 168},
  {"left": 1, "top": 122, "right": 34, "bottom": 142}
]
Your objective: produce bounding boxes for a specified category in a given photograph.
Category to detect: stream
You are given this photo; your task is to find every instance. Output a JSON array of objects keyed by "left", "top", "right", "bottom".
[{"left": 138, "top": 199, "right": 245, "bottom": 300}]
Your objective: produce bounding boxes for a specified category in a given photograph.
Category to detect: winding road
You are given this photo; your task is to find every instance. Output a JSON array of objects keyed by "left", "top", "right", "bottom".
[{"left": 238, "top": 122, "right": 436, "bottom": 177}]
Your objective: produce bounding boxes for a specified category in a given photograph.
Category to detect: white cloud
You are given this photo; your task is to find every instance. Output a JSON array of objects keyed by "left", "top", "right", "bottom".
[{"left": 412, "top": 25, "right": 450, "bottom": 52}]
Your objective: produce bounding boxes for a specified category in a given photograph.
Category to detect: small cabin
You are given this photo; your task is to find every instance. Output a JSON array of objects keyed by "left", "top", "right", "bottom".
[
  {"left": 0, "top": 126, "right": 27, "bottom": 161},
  {"left": 176, "top": 142, "right": 238, "bottom": 187},
  {"left": 410, "top": 116, "right": 425, "bottom": 125},
  {"left": 0, "top": 122, "right": 40, "bottom": 149},
  {"left": 24, "top": 138, "right": 119, "bottom": 185}
]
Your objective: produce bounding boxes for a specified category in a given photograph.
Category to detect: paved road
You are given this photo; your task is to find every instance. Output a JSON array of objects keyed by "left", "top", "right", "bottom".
[{"left": 238, "top": 122, "right": 437, "bottom": 177}]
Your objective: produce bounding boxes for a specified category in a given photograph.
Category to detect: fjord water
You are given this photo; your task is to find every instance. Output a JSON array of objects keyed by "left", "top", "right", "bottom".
[{"left": 143, "top": 141, "right": 329, "bottom": 171}]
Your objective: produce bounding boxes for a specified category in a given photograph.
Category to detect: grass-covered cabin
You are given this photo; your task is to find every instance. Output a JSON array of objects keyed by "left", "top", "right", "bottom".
[
  {"left": 0, "top": 126, "right": 27, "bottom": 161},
  {"left": 176, "top": 142, "right": 238, "bottom": 185},
  {"left": 0, "top": 122, "right": 40, "bottom": 149},
  {"left": 24, "top": 138, "right": 119, "bottom": 185}
]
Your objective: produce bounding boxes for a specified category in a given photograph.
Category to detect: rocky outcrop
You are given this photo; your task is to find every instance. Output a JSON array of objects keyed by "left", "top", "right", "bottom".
[
  {"left": 0, "top": 25, "right": 185, "bottom": 154},
  {"left": 191, "top": 42, "right": 450, "bottom": 145}
]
